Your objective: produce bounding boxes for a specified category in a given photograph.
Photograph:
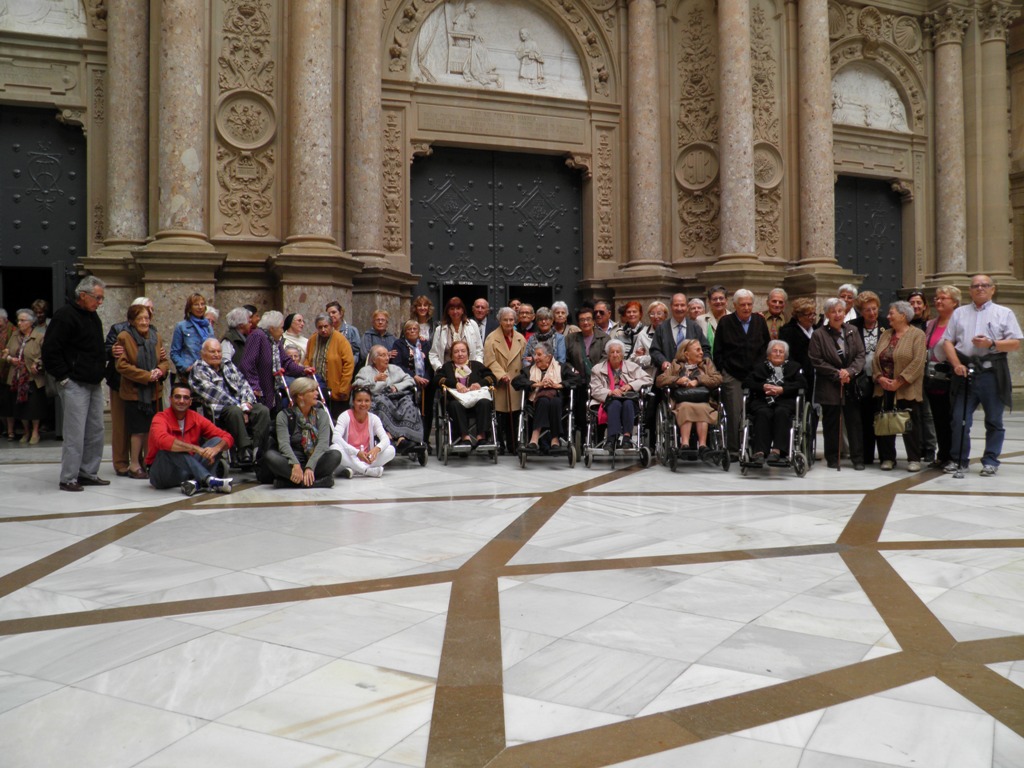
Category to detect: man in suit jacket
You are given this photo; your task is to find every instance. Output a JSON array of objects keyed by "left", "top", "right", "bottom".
[
  {"left": 713, "top": 289, "right": 771, "bottom": 453},
  {"left": 470, "top": 297, "right": 498, "bottom": 341},
  {"left": 651, "top": 293, "right": 710, "bottom": 372}
]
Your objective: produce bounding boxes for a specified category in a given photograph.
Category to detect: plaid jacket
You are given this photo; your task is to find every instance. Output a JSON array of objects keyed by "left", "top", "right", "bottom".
[{"left": 189, "top": 358, "right": 257, "bottom": 419}]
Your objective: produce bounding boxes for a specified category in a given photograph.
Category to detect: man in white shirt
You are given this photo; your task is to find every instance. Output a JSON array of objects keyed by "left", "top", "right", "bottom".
[{"left": 941, "top": 274, "right": 1022, "bottom": 475}]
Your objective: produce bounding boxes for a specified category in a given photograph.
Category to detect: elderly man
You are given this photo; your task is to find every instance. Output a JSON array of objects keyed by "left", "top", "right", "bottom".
[
  {"left": 713, "top": 289, "right": 771, "bottom": 454},
  {"left": 593, "top": 300, "right": 618, "bottom": 334},
  {"left": 516, "top": 303, "right": 536, "bottom": 340},
  {"left": 190, "top": 338, "right": 271, "bottom": 463},
  {"left": 651, "top": 293, "right": 710, "bottom": 372},
  {"left": 942, "top": 274, "right": 1023, "bottom": 476},
  {"left": 147, "top": 383, "right": 234, "bottom": 496},
  {"left": 762, "top": 288, "right": 788, "bottom": 340},
  {"left": 220, "top": 306, "right": 251, "bottom": 365},
  {"left": 470, "top": 297, "right": 496, "bottom": 341},
  {"left": 41, "top": 276, "right": 110, "bottom": 492},
  {"left": 326, "top": 300, "right": 362, "bottom": 373},
  {"left": 305, "top": 313, "right": 355, "bottom": 420}
]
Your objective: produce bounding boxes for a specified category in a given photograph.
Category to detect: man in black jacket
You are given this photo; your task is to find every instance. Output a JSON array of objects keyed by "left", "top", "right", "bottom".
[
  {"left": 713, "top": 289, "right": 770, "bottom": 454},
  {"left": 42, "top": 276, "right": 110, "bottom": 492}
]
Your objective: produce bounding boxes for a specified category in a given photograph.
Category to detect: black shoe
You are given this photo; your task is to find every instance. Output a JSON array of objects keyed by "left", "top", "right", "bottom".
[
  {"left": 751, "top": 452, "right": 765, "bottom": 467},
  {"left": 59, "top": 481, "right": 84, "bottom": 492},
  {"left": 827, "top": 461, "right": 839, "bottom": 469},
  {"left": 77, "top": 475, "right": 110, "bottom": 486},
  {"left": 853, "top": 462, "right": 866, "bottom": 471},
  {"left": 602, "top": 438, "right": 616, "bottom": 452},
  {"left": 620, "top": 435, "right": 634, "bottom": 450},
  {"left": 526, "top": 441, "right": 540, "bottom": 453},
  {"left": 273, "top": 478, "right": 295, "bottom": 489},
  {"left": 311, "top": 476, "right": 335, "bottom": 488}
]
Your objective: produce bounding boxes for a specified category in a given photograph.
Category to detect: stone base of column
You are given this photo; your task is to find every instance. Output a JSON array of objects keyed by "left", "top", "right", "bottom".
[
  {"left": 270, "top": 247, "right": 365, "bottom": 318},
  {"left": 145, "top": 230, "right": 218, "bottom": 253},
  {"left": 603, "top": 268, "right": 683, "bottom": 306},
  {"left": 783, "top": 262, "right": 860, "bottom": 303},
  {"left": 697, "top": 254, "right": 784, "bottom": 300},
  {"left": 924, "top": 271, "right": 970, "bottom": 289},
  {"left": 133, "top": 247, "right": 227, "bottom": 331},
  {"left": 352, "top": 264, "right": 420, "bottom": 330},
  {"left": 80, "top": 246, "right": 145, "bottom": 330}
]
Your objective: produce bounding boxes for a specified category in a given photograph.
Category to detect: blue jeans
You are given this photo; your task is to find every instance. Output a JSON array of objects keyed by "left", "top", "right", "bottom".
[
  {"left": 950, "top": 371, "right": 1005, "bottom": 468},
  {"left": 147, "top": 438, "right": 222, "bottom": 489},
  {"left": 604, "top": 397, "right": 636, "bottom": 438}
]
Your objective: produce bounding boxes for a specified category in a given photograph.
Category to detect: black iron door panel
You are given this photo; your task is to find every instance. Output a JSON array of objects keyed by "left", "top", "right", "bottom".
[
  {"left": 410, "top": 147, "right": 582, "bottom": 312},
  {"left": 0, "top": 106, "right": 86, "bottom": 310},
  {"left": 834, "top": 175, "right": 902, "bottom": 307}
]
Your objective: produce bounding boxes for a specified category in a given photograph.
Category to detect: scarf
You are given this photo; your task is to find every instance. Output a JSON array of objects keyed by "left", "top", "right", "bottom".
[
  {"left": 765, "top": 361, "right": 785, "bottom": 405},
  {"left": 313, "top": 334, "right": 330, "bottom": 378},
  {"left": 129, "top": 326, "right": 159, "bottom": 413},
  {"left": 189, "top": 315, "right": 213, "bottom": 340},
  {"left": 293, "top": 406, "right": 319, "bottom": 460},
  {"left": 11, "top": 334, "right": 31, "bottom": 404},
  {"left": 619, "top": 323, "right": 645, "bottom": 355},
  {"left": 529, "top": 360, "right": 562, "bottom": 386},
  {"left": 606, "top": 360, "right": 623, "bottom": 390},
  {"left": 454, "top": 362, "right": 472, "bottom": 386}
]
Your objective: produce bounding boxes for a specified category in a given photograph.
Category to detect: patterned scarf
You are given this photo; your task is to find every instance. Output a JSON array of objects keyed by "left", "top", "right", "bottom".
[
  {"left": 293, "top": 406, "right": 319, "bottom": 460},
  {"left": 11, "top": 334, "right": 31, "bottom": 404},
  {"left": 313, "top": 334, "right": 330, "bottom": 378},
  {"left": 128, "top": 326, "right": 158, "bottom": 413}
]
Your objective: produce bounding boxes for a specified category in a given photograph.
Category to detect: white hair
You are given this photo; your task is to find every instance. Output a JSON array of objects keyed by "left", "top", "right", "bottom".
[
  {"left": 605, "top": 339, "right": 626, "bottom": 355},
  {"left": 258, "top": 310, "right": 284, "bottom": 330},
  {"left": 767, "top": 339, "right": 789, "bottom": 358},
  {"left": 768, "top": 288, "right": 787, "bottom": 301},
  {"left": 838, "top": 283, "right": 858, "bottom": 297},
  {"left": 733, "top": 289, "right": 754, "bottom": 303},
  {"left": 226, "top": 307, "right": 251, "bottom": 328}
]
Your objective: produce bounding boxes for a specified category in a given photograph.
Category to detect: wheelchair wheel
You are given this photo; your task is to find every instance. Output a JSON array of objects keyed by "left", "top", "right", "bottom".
[
  {"left": 721, "top": 449, "right": 731, "bottom": 472},
  {"left": 667, "top": 447, "right": 678, "bottom": 472},
  {"left": 519, "top": 448, "right": 528, "bottom": 468},
  {"left": 567, "top": 442, "right": 577, "bottom": 468},
  {"left": 793, "top": 451, "right": 808, "bottom": 477},
  {"left": 639, "top": 446, "right": 652, "bottom": 468},
  {"left": 584, "top": 448, "right": 593, "bottom": 468},
  {"left": 441, "top": 443, "right": 450, "bottom": 466},
  {"left": 417, "top": 447, "right": 428, "bottom": 467}
]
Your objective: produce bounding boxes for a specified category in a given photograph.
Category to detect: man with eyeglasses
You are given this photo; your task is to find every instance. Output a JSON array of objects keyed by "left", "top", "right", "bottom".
[
  {"left": 593, "top": 301, "right": 618, "bottom": 335},
  {"left": 941, "top": 275, "right": 1022, "bottom": 476},
  {"left": 41, "top": 276, "right": 110, "bottom": 492}
]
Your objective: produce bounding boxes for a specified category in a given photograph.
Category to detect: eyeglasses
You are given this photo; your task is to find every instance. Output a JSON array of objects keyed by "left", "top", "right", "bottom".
[
  {"left": 84, "top": 293, "right": 104, "bottom": 303},
  {"left": 970, "top": 283, "right": 993, "bottom": 289},
  {"left": 594, "top": 309, "right": 608, "bottom": 315}
]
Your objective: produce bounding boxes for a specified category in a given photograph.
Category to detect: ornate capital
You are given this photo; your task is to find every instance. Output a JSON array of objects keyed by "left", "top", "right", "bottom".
[
  {"left": 979, "top": 2, "right": 1020, "bottom": 42},
  {"left": 411, "top": 142, "right": 434, "bottom": 162},
  {"left": 925, "top": 5, "right": 970, "bottom": 47}
]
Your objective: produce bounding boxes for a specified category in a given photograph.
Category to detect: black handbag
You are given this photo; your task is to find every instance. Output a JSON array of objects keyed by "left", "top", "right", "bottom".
[
  {"left": 925, "top": 361, "right": 951, "bottom": 394},
  {"left": 671, "top": 385, "right": 711, "bottom": 403}
]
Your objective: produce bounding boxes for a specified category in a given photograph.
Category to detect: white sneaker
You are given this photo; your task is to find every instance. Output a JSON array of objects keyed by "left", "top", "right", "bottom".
[
  {"left": 364, "top": 467, "right": 384, "bottom": 478},
  {"left": 906, "top": 461, "right": 921, "bottom": 472},
  {"left": 880, "top": 460, "right": 894, "bottom": 471},
  {"left": 980, "top": 465, "right": 998, "bottom": 477},
  {"left": 208, "top": 476, "right": 234, "bottom": 493}
]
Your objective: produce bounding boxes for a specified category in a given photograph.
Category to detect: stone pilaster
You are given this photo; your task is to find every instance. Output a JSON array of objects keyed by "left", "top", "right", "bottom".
[
  {"left": 927, "top": 5, "right": 970, "bottom": 281},
  {"left": 345, "top": 0, "right": 385, "bottom": 264},
  {"left": 977, "top": 2, "right": 1020, "bottom": 277},
  {"left": 797, "top": 0, "right": 833, "bottom": 267}
]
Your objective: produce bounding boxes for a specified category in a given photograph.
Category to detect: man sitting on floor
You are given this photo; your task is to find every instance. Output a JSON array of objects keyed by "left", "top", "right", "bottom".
[
  {"left": 147, "top": 382, "right": 235, "bottom": 496},
  {"left": 190, "top": 338, "right": 270, "bottom": 463}
]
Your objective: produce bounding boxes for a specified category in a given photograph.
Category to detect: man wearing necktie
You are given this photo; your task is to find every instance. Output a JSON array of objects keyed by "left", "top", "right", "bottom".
[{"left": 651, "top": 293, "right": 710, "bottom": 373}]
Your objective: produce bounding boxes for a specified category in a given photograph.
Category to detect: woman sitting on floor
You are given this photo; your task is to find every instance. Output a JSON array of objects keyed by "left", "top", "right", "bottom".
[
  {"left": 262, "top": 376, "right": 343, "bottom": 488},
  {"left": 331, "top": 386, "right": 395, "bottom": 478}
]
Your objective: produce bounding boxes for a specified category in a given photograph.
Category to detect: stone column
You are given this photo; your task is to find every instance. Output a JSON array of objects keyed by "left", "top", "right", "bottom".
[
  {"left": 797, "top": 0, "right": 835, "bottom": 266},
  {"left": 625, "top": 0, "right": 665, "bottom": 269},
  {"left": 978, "top": 2, "right": 1020, "bottom": 276},
  {"left": 716, "top": 0, "right": 756, "bottom": 260},
  {"left": 104, "top": 0, "right": 148, "bottom": 248},
  {"left": 928, "top": 6, "right": 970, "bottom": 279},
  {"left": 345, "top": 0, "right": 385, "bottom": 264}
]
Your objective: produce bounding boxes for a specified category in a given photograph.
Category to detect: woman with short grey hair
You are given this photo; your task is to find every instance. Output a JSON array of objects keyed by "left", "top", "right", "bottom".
[
  {"left": 589, "top": 338, "right": 652, "bottom": 451},
  {"left": 871, "top": 301, "right": 927, "bottom": 472},
  {"left": 239, "top": 310, "right": 310, "bottom": 411}
]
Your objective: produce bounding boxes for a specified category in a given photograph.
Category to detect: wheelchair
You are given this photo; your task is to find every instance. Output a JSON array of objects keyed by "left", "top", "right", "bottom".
[
  {"left": 654, "top": 386, "right": 730, "bottom": 472},
  {"left": 737, "top": 387, "right": 813, "bottom": 477},
  {"left": 515, "top": 387, "right": 577, "bottom": 468},
  {"left": 582, "top": 387, "right": 653, "bottom": 469},
  {"left": 369, "top": 389, "right": 428, "bottom": 467},
  {"left": 434, "top": 384, "right": 500, "bottom": 465}
]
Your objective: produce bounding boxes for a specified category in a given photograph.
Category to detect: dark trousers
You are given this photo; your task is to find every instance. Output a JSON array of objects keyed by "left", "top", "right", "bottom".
[
  {"left": 821, "top": 400, "right": 863, "bottom": 466},
  {"left": 604, "top": 397, "right": 636, "bottom": 438},
  {"left": 148, "top": 438, "right": 222, "bottom": 489},
  {"left": 448, "top": 399, "right": 492, "bottom": 438},
  {"left": 532, "top": 397, "right": 562, "bottom": 439},
  {"left": 876, "top": 398, "right": 922, "bottom": 463},
  {"left": 927, "top": 389, "right": 953, "bottom": 464},
  {"left": 109, "top": 387, "right": 130, "bottom": 474},
  {"left": 219, "top": 403, "right": 271, "bottom": 452},
  {"left": 859, "top": 396, "right": 878, "bottom": 464},
  {"left": 747, "top": 399, "right": 795, "bottom": 456},
  {"left": 262, "top": 448, "right": 340, "bottom": 482}
]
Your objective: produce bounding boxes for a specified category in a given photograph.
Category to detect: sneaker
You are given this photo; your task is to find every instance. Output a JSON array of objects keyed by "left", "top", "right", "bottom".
[
  {"left": 311, "top": 476, "right": 335, "bottom": 488},
  {"left": 364, "top": 467, "right": 384, "bottom": 478},
  {"left": 980, "top": 465, "right": 998, "bottom": 477},
  {"left": 943, "top": 461, "right": 962, "bottom": 474},
  {"left": 880, "top": 460, "right": 894, "bottom": 471},
  {"left": 207, "top": 476, "right": 233, "bottom": 493},
  {"left": 180, "top": 480, "right": 199, "bottom": 497},
  {"left": 337, "top": 467, "right": 354, "bottom": 479},
  {"left": 906, "top": 461, "right": 922, "bottom": 472}
]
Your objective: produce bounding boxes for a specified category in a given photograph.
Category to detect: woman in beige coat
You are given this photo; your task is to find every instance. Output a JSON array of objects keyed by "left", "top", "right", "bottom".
[
  {"left": 871, "top": 300, "right": 926, "bottom": 472},
  {"left": 484, "top": 307, "right": 526, "bottom": 452}
]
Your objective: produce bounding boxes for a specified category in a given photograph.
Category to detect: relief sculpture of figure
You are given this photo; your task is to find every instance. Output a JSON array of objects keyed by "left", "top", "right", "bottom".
[
  {"left": 516, "top": 28, "right": 545, "bottom": 87},
  {"left": 449, "top": 3, "right": 502, "bottom": 89}
]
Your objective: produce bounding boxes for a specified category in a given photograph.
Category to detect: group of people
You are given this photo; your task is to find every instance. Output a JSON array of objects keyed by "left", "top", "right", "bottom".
[{"left": 22, "top": 272, "right": 1021, "bottom": 495}]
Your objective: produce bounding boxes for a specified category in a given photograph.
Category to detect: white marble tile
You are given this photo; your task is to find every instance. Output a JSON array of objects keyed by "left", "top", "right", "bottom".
[
  {"left": 497, "top": 581, "right": 626, "bottom": 637},
  {"left": 500, "top": 627, "right": 560, "bottom": 668},
  {"left": 22, "top": 512, "right": 138, "bottom": 537},
  {"left": 0, "top": 686, "right": 201, "bottom": 768},
  {"left": 346, "top": 526, "right": 503, "bottom": 566},
  {"left": 994, "top": 721, "right": 1024, "bottom": 768},
  {"left": 503, "top": 693, "right": 626, "bottom": 745},
  {"left": 531, "top": 567, "right": 690, "bottom": 603},
  {"left": 636, "top": 662, "right": 781, "bottom": 715},
  {"left": 502, "top": 637, "right": 688, "bottom": 715},
  {"left": 248, "top": 545, "right": 434, "bottom": 586},
  {"left": 638, "top": 573, "right": 797, "bottom": 623},
  {"left": 733, "top": 709, "right": 824, "bottom": 748},
  {"left": 752, "top": 594, "right": 890, "bottom": 645},
  {"left": 377, "top": 721, "right": 431, "bottom": 767},
  {"left": 219, "top": 659, "right": 434, "bottom": 759},
  {"left": 345, "top": 614, "right": 446, "bottom": 678},
  {"left": 925, "top": 588, "right": 1024, "bottom": 637},
  {"left": 0, "top": 585, "right": 107, "bottom": 620},
  {"left": 113, "top": 571, "right": 306, "bottom": 608},
  {"left": 135, "top": 722, "right": 370, "bottom": 767},
  {"left": 160, "top": 529, "right": 342, "bottom": 571},
  {"left": 0, "top": 670, "right": 63, "bottom": 714},
  {"left": 76, "top": 631, "right": 332, "bottom": 719},
  {"left": 805, "top": 688, "right": 993, "bottom": 768},
  {"left": 607, "top": 733, "right": 802, "bottom": 767}
]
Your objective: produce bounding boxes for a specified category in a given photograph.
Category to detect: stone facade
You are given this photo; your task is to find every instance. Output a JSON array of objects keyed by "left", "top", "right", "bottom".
[{"left": 1, "top": 0, "right": 1022, "bottom": 385}]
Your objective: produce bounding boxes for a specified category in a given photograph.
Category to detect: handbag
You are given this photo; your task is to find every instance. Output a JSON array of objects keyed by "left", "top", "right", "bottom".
[
  {"left": 448, "top": 387, "right": 492, "bottom": 408},
  {"left": 873, "top": 408, "right": 912, "bottom": 436},
  {"left": 925, "top": 360, "right": 951, "bottom": 394},
  {"left": 671, "top": 385, "right": 711, "bottom": 403}
]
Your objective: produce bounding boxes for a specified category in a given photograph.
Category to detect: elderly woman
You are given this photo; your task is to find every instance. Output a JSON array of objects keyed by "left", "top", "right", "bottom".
[
  {"left": 332, "top": 386, "right": 396, "bottom": 477},
  {"left": 551, "top": 301, "right": 580, "bottom": 336},
  {"left": 613, "top": 301, "right": 649, "bottom": 370},
  {"left": 485, "top": 307, "right": 526, "bottom": 452},
  {"left": 170, "top": 293, "right": 214, "bottom": 379},
  {"left": 238, "top": 310, "right": 312, "bottom": 412},
  {"left": 434, "top": 339, "right": 496, "bottom": 448},
  {"left": 115, "top": 305, "right": 170, "bottom": 477},
  {"left": 655, "top": 338, "right": 722, "bottom": 456},
  {"left": 282, "top": 313, "right": 308, "bottom": 355},
  {"left": 354, "top": 344, "right": 424, "bottom": 453},
  {"left": 394, "top": 319, "right": 434, "bottom": 439},
  {"left": 809, "top": 297, "right": 866, "bottom": 470},
  {"left": 908, "top": 290, "right": 930, "bottom": 331},
  {"left": 411, "top": 295, "right": 437, "bottom": 344},
  {"left": 429, "top": 296, "right": 483, "bottom": 369},
  {"left": 220, "top": 306, "right": 251, "bottom": 365},
  {"left": 591, "top": 338, "right": 652, "bottom": 451},
  {"left": 852, "top": 290, "right": 885, "bottom": 464},
  {"left": 362, "top": 310, "right": 398, "bottom": 361},
  {"left": 523, "top": 307, "right": 566, "bottom": 365},
  {"left": 923, "top": 285, "right": 961, "bottom": 468},
  {"left": 742, "top": 339, "right": 806, "bottom": 465},
  {"left": 262, "top": 377, "right": 343, "bottom": 488},
  {"left": 872, "top": 301, "right": 927, "bottom": 472},
  {"left": 5, "top": 308, "right": 47, "bottom": 444},
  {"left": 513, "top": 341, "right": 580, "bottom": 453},
  {"left": 687, "top": 298, "right": 705, "bottom": 322}
]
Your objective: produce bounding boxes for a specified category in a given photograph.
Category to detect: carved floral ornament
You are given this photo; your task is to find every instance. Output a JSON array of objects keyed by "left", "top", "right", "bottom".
[{"left": 384, "top": 0, "right": 617, "bottom": 100}]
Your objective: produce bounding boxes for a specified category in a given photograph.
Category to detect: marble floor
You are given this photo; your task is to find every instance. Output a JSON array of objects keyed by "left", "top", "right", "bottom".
[{"left": 1, "top": 415, "right": 1023, "bottom": 767}]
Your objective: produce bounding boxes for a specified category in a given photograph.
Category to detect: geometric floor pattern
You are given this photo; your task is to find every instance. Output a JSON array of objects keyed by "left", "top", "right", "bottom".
[{"left": 1, "top": 415, "right": 1023, "bottom": 767}]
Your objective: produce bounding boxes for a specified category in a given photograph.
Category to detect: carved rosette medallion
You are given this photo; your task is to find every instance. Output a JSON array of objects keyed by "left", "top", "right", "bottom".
[
  {"left": 828, "top": 2, "right": 847, "bottom": 40},
  {"left": 382, "top": 111, "right": 404, "bottom": 253},
  {"left": 751, "top": 2, "right": 781, "bottom": 260},
  {"left": 674, "top": 1, "right": 721, "bottom": 258},
  {"left": 892, "top": 17, "right": 922, "bottom": 54},
  {"left": 214, "top": 0, "right": 279, "bottom": 240}
]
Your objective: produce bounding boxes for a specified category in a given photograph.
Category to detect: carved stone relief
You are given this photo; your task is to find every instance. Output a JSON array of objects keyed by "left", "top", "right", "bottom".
[
  {"left": 91, "top": 69, "right": 105, "bottom": 124},
  {"left": 85, "top": 0, "right": 107, "bottom": 31},
  {"left": 213, "top": 0, "right": 279, "bottom": 240},
  {"left": 391, "top": 0, "right": 612, "bottom": 100},
  {"left": 832, "top": 42, "right": 925, "bottom": 133},
  {"left": 0, "top": 0, "right": 88, "bottom": 38},
  {"left": 383, "top": 110, "right": 405, "bottom": 253},
  {"left": 831, "top": 62, "right": 910, "bottom": 133},
  {"left": 674, "top": 0, "right": 721, "bottom": 259},
  {"left": 978, "top": 2, "right": 1020, "bottom": 42},
  {"left": 751, "top": 1, "right": 781, "bottom": 261},
  {"left": 595, "top": 128, "right": 615, "bottom": 260},
  {"left": 830, "top": 3, "right": 923, "bottom": 74}
]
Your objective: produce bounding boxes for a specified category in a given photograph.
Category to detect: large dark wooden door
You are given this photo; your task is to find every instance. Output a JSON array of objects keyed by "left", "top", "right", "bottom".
[
  {"left": 410, "top": 147, "right": 582, "bottom": 313},
  {"left": 0, "top": 106, "right": 86, "bottom": 311},
  {"left": 834, "top": 175, "right": 903, "bottom": 306}
]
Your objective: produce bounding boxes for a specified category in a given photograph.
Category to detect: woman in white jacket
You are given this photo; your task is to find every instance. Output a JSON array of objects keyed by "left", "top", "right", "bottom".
[
  {"left": 331, "top": 387, "right": 396, "bottom": 477},
  {"left": 429, "top": 296, "right": 483, "bottom": 369}
]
